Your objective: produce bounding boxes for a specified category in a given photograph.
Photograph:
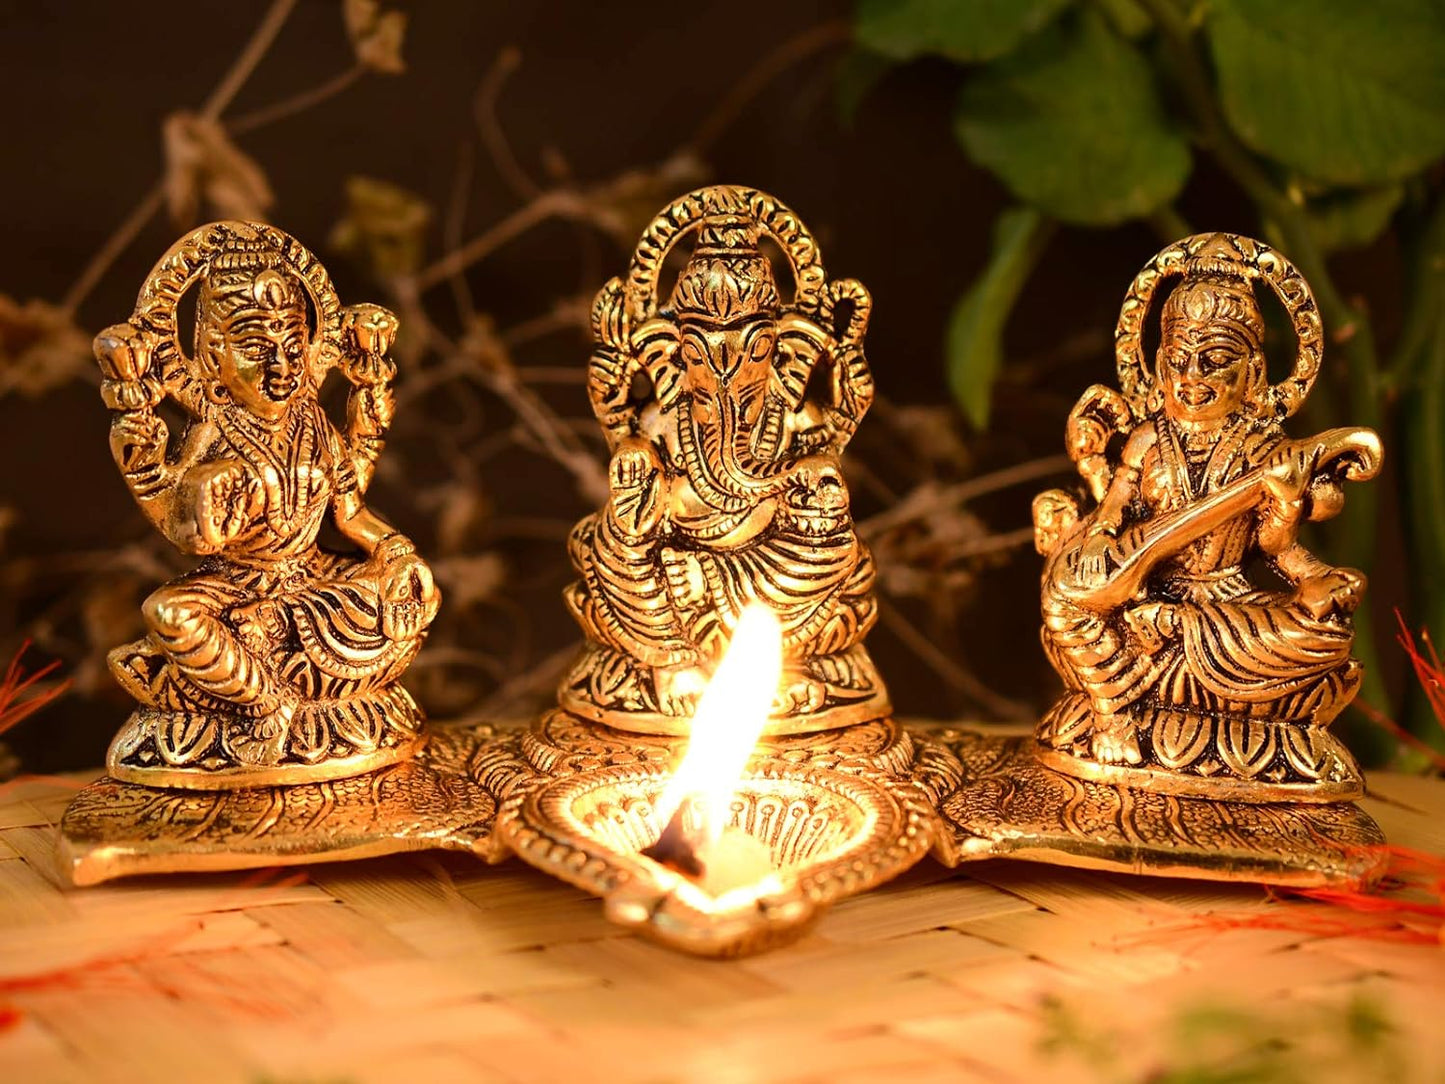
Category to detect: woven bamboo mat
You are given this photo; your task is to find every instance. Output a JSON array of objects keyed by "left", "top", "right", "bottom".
[{"left": 2, "top": 763, "right": 1442, "bottom": 1083}]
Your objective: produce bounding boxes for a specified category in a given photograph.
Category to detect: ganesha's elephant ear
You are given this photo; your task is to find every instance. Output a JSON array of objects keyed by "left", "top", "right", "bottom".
[{"left": 591, "top": 276, "right": 629, "bottom": 350}]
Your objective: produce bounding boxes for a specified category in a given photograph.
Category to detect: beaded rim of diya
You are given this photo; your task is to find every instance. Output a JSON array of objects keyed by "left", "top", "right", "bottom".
[{"left": 57, "top": 197, "right": 1391, "bottom": 959}]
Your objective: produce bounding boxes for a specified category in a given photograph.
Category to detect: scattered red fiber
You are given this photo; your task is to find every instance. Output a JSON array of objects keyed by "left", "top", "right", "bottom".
[
  {"left": 1396, "top": 610, "right": 1445, "bottom": 738},
  {"left": 1146, "top": 846, "right": 1445, "bottom": 948},
  {"left": 0, "top": 640, "right": 69, "bottom": 740},
  {"left": 0, "top": 1004, "right": 22, "bottom": 1032}
]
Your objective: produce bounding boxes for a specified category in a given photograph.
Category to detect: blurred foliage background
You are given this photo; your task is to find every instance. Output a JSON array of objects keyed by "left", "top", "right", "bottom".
[{"left": 0, "top": 0, "right": 1441, "bottom": 775}]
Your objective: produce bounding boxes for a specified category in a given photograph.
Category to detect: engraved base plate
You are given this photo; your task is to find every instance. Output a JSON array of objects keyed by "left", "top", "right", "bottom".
[
  {"left": 59, "top": 724, "right": 502, "bottom": 886},
  {"left": 926, "top": 727, "right": 1387, "bottom": 887}
]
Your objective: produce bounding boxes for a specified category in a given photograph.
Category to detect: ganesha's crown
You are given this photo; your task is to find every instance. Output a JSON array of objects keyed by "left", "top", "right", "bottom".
[{"left": 668, "top": 213, "right": 779, "bottom": 322}]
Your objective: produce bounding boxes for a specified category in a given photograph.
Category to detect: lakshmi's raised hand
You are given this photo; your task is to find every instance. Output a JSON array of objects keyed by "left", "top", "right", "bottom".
[
  {"left": 94, "top": 322, "right": 159, "bottom": 383},
  {"left": 340, "top": 304, "right": 399, "bottom": 387}
]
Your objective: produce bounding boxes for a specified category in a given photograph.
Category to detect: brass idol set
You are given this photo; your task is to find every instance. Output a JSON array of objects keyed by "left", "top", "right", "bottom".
[{"left": 59, "top": 186, "right": 1385, "bottom": 956}]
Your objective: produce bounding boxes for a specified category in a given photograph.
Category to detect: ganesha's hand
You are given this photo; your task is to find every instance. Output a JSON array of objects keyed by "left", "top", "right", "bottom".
[
  {"left": 192, "top": 460, "right": 253, "bottom": 550},
  {"left": 661, "top": 547, "right": 707, "bottom": 611},
  {"left": 379, "top": 542, "right": 439, "bottom": 642},
  {"left": 1296, "top": 567, "right": 1365, "bottom": 619},
  {"left": 608, "top": 438, "right": 664, "bottom": 537}
]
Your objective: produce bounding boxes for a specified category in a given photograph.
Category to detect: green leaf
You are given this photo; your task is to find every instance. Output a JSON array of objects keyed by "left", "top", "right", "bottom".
[
  {"left": 1094, "top": 0, "right": 1150, "bottom": 40},
  {"left": 1308, "top": 185, "right": 1406, "bottom": 253},
  {"left": 947, "top": 207, "right": 1053, "bottom": 430},
  {"left": 834, "top": 48, "right": 896, "bottom": 126},
  {"left": 1207, "top": 0, "right": 1445, "bottom": 186},
  {"left": 854, "top": 0, "right": 1075, "bottom": 63},
  {"left": 955, "top": 9, "right": 1191, "bottom": 226}
]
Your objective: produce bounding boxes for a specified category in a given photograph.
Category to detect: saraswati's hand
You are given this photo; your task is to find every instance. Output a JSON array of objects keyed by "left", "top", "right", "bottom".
[
  {"left": 192, "top": 460, "right": 254, "bottom": 550},
  {"left": 1263, "top": 442, "right": 1315, "bottom": 504},
  {"left": 1296, "top": 567, "right": 1365, "bottom": 619},
  {"left": 1078, "top": 532, "right": 1119, "bottom": 586}
]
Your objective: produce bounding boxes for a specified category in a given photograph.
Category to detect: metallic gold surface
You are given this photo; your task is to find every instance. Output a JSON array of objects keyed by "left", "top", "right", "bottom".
[
  {"left": 59, "top": 724, "right": 500, "bottom": 886},
  {"left": 500, "top": 714, "right": 934, "bottom": 957},
  {"left": 57, "top": 216, "right": 1390, "bottom": 956},
  {"left": 1031, "top": 233, "right": 1382, "bottom": 803},
  {"left": 921, "top": 726, "right": 1387, "bottom": 887},
  {"left": 90, "top": 221, "right": 440, "bottom": 788},
  {"left": 560, "top": 185, "right": 888, "bottom": 735}
]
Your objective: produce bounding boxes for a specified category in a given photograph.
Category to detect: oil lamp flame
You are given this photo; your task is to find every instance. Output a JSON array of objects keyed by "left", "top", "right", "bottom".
[{"left": 649, "top": 604, "right": 783, "bottom": 853}]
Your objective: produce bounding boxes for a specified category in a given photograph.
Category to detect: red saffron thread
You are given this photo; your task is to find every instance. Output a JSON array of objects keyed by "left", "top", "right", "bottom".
[
  {"left": 1128, "top": 846, "right": 1445, "bottom": 948},
  {"left": 0, "top": 640, "right": 69, "bottom": 740}
]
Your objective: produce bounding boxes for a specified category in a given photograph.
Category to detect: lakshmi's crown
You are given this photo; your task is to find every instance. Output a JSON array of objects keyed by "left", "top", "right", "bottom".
[
  {"left": 199, "top": 234, "right": 304, "bottom": 326},
  {"left": 668, "top": 214, "right": 779, "bottom": 321}
]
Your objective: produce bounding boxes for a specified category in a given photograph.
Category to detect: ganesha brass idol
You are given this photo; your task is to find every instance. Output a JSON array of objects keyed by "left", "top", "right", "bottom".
[
  {"left": 86, "top": 221, "right": 440, "bottom": 788},
  {"left": 561, "top": 187, "right": 886, "bottom": 735},
  {"left": 498, "top": 186, "right": 934, "bottom": 955}
]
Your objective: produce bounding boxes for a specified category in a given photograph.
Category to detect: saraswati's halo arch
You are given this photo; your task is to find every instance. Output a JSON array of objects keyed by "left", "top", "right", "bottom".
[
  {"left": 129, "top": 220, "right": 345, "bottom": 414},
  {"left": 622, "top": 185, "right": 828, "bottom": 324},
  {"left": 1114, "top": 232, "right": 1323, "bottom": 420}
]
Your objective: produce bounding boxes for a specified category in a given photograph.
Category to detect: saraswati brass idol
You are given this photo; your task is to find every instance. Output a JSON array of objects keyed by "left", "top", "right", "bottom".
[
  {"left": 933, "top": 233, "right": 1389, "bottom": 884},
  {"left": 59, "top": 202, "right": 1389, "bottom": 957}
]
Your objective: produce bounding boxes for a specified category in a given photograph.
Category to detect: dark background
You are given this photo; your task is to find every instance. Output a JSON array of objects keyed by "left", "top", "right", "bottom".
[{"left": 0, "top": 1, "right": 1405, "bottom": 770}]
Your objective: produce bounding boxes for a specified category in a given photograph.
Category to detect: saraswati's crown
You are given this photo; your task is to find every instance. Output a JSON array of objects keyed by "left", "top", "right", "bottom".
[
  {"left": 668, "top": 214, "right": 779, "bottom": 321},
  {"left": 1162, "top": 235, "right": 1265, "bottom": 348}
]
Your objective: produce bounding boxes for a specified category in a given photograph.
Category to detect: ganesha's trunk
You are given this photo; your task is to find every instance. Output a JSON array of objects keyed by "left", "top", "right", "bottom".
[{"left": 678, "top": 392, "right": 792, "bottom": 510}]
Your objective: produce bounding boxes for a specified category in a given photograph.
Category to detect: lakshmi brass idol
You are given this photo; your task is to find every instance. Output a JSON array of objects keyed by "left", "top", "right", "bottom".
[
  {"left": 1033, "top": 233, "right": 1381, "bottom": 800},
  {"left": 561, "top": 185, "right": 886, "bottom": 734},
  {"left": 91, "top": 220, "right": 439, "bottom": 788}
]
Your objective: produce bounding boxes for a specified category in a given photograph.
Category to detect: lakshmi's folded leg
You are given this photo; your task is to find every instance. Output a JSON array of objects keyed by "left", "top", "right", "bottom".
[{"left": 140, "top": 574, "right": 289, "bottom": 713}]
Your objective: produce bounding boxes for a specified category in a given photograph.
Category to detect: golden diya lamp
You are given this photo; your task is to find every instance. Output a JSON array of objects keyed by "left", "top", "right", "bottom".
[{"left": 59, "top": 195, "right": 1388, "bottom": 957}]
